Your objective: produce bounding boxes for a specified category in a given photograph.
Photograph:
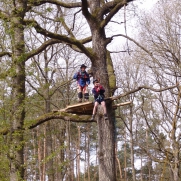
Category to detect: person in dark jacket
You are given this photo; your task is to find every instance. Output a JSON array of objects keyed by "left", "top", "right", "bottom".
[
  {"left": 90, "top": 79, "right": 108, "bottom": 121},
  {"left": 73, "top": 64, "right": 90, "bottom": 102}
]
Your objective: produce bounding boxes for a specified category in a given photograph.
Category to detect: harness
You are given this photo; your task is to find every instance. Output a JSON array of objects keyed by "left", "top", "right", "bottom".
[
  {"left": 76, "top": 71, "right": 89, "bottom": 89},
  {"left": 77, "top": 71, "right": 88, "bottom": 80},
  {"left": 96, "top": 95, "right": 104, "bottom": 103}
]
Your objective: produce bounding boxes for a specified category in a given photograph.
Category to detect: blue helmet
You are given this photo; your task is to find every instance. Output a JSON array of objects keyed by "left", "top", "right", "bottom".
[{"left": 93, "top": 79, "right": 99, "bottom": 84}]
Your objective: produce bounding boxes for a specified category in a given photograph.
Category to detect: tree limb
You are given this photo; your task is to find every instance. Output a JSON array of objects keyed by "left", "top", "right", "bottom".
[
  {"left": 24, "top": 20, "right": 96, "bottom": 60},
  {"left": 26, "top": 78, "right": 45, "bottom": 98},
  {"left": 0, "top": 52, "right": 12, "bottom": 58},
  {"left": 81, "top": 0, "right": 91, "bottom": 20},
  {"left": 100, "top": 0, "right": 134, "bottom": 28},
  {"left": 25, "top": 39, "right": 62, "bottom": 61},
  {"left": 0, "top": 9, "right": 10, "bottom": 21},
  {"left": 0, "top": 112, "right": 93, "bottom": 135},
  {"left": 113, "top": 101, "right": 132, "bottom": 108},
  {"left": 28, "top": 112, "right": 93, "bottom": 129},
  {"left": 112, "top": 34, "right": 154, "bottom": 57},
  {"left": 57, "top": 5, "right": 75, "bottom": 38},
  {"left": 110, "top": 84, "right": 178, "bottom": 100},
  {"left": 27, "top": 0, "right": 82, "bottom": 11}
]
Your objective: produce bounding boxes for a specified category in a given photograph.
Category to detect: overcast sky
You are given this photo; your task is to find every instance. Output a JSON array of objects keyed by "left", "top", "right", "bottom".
[{"left": 107, "top": 0, "right": 159, "bottom": 52}]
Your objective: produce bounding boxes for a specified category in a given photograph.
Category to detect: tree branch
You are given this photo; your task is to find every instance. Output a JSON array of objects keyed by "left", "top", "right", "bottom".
[
  {"left": 0, "top": 112, "right": 93, "bottom": 135},
  {"left": 25, "top": 39, "right": 62, "bottom": 61},
  {"left": 113, "top": 101, "right": 132, "bottom": 108},
  {"left": 24, "top": 20, "right": 96, "bottom": 60},
  {"left": 100, "top": 0, "right": 134, "bottom": 28},
  {"left": 0, "top": 52, "right": 12, "bottom": 58},
  {"left": 26, "top": 78, "right": 45, "bottom": 98},
  {"left": 72, "top": 9, "right": 82, "bottom": 31},
  {"left": 0, "top": 9, "right": 10, "bottom": 21},
  {"left": 110, "top": 84, "right": 178, "bottom": 100},
  {"left": 29, "top": 112, "right": 93, "bottom": 129},
  {"left": 57, "top": 6, "right": 75, "bottom": 37},
  {"left": 112, "top": 34, "right": 153, "bottom": 57},
  {"left": 81, "top": 0, "right": 91, "bottom": 20},
  {"left": 27, "top": 0, "right": 82, "bottom": 10}
]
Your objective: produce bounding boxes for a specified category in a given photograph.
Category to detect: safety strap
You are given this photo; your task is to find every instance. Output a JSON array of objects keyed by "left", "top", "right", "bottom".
[
  {"left": 96, "top": 95, "right": 104, "bottom": 102},
  {"left": 77, "top": 71, "right": 88, "bottom": 79}
]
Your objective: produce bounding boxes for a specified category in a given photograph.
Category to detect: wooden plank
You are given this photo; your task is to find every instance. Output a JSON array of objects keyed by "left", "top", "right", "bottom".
[
  {"left": 60, "top": 101, "right": 94, "bottom": 115},
  {"left": 66, "top": 101, "right": 93, "bottom": 109}
]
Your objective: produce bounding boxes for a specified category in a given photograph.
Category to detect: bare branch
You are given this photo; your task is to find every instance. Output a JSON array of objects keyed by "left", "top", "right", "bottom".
[
  {"left": 111, "top": 34, "right": 154, "bottom": 57},
  {"left": 100, "top": 0, "right": 134, "bottom": 28},
  {"left": 24, "top": 20, "right": 96, "bottom": 60},
  {"left": 0, "top": 112, "right": 93, "bottom": 135},
  {"left": 80, "top": 36, "right": 92, "bottom": 44},
  {"left": 0, "top": 52, "right": 12, "bottom": 58},
  {"left": 113, "top": 101, "right": 132, "bottom": 108},
  {"left": 27, "top": 0, "right": 82, "bottom": 10},
  {"left": 29, "top": 112, "right": 93, "bottom": 129},
  {"left": 72, "top": 9, "right": 82, "bottom": 31},
  {"left": 109, "top": 50, "right": 129, "bottom": 53},
  {"left": 81, "top": 0, "right": 91, "bottom": 20},
  {"left": 26, "top": 78, "right": 45, "bottom": 98},
  {"left": 57, "top": 6, "right": 75, "bottom": 37},
  {"left": 25, "top": 39, "right": 62, "bottom": 61},
  {"left": 0, "top": 9, "right": 10, "bottom": 21},
  {"left": 111, "top": 84, "right": 178, "bottom": 100}
]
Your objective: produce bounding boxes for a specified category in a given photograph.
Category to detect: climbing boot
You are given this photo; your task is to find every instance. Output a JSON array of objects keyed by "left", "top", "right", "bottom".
[
  {"left": 90, "top": 114, "right": 95, "bottom": 121},
  {"left": 78, "top": 92, "right": 83, "bottom": 103},
  {"left": 104, "top": 114, "right": 108, "bottom": 120},
  {"left": 84, "top": 93, "right": 89, "bottom": 102}
]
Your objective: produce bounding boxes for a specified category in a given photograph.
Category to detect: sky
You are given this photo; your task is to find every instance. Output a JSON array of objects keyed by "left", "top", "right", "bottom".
[
  {"left": 107, "top": 0, "right": 159, "bottom": 52},
  {"left": 138, "top": 0, "right": 158, "bottom": 9}
]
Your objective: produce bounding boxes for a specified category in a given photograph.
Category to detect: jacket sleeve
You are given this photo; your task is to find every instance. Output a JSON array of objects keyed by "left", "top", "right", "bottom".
[
  {"left": 99, "top": 86, "right": 105, "bottom": 95},
  {"left": 92, "top": 88, "right": 99, "bottom": 99},
  {"left": 86, "top": 72, "right": 90, "bottom": 85},
  {"left": 73, "top": 72, "right": 78, "bottom": 79},
  {"left": 92, "top": 88, "right": 96, "bottom": 95}
]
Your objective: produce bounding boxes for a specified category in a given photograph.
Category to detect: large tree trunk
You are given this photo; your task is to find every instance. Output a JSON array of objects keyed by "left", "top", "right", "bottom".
[
  {"left": 91, "top": 29, "right": 116, "bottom": 180},
  {"left": 97, "top": 104, "right": 116, "bottom": 181},
  {"left": 89, "top": 8, "right": 116, "bottom": 181},
  {"left": 10, "top": 1, "right": 26, "bottom": 180}
]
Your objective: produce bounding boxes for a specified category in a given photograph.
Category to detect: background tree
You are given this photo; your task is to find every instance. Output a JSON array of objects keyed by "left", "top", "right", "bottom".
[
  {"left": 117, "top": 0, "right": 181, "bottom": 180},
  {"left": 3, "top": 0, "right": 181, "bottom": 181}
]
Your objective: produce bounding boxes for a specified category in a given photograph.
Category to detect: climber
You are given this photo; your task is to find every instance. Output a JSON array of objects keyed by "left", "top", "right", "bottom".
[
  {"left": 73, "top": 64, "right": 90, "bottom": 103},
  {"left": 90, "top": 79, "right": 108, "bottom": 121}
]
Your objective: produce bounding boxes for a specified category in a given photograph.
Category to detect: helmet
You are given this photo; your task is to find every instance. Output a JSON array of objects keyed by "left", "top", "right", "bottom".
[
  {"left": 80, "top": 64, "right": 87, "bottom": 68},
  {"left": 93, "top": 79, "right": 99, "bottom": 84}
]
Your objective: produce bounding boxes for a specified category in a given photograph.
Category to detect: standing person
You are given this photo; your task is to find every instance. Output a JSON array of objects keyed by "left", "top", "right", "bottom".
[
  {"left": 73, "top": 64, "right": 90, "bottom": 103},
  {"left": 90, "top": 79, "right": 108, "bottom": 121}
]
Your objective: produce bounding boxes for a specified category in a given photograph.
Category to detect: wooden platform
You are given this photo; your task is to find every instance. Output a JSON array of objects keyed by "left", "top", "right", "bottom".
[
  {"left": 56, "top": 98, "right": 132, "bottom": 115},
  {"left": 59, "top": 101, "right": 94, "bottom": 115}
]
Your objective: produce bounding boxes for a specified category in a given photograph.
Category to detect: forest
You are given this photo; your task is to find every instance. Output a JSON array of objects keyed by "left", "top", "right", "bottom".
[{"left": 0, "top": 0, "right": 181, "bottom": 181}]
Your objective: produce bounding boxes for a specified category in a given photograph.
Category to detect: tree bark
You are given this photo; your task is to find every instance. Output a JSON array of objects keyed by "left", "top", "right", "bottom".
[
  {"left": 81, "top": 1, "right": 120, "bottom": 179},
  {"left": 97, "top": 105, "right": 116, "bottom": 181},
  {"left": 10, "top": 1, "right": 26, "bottom": 180}
]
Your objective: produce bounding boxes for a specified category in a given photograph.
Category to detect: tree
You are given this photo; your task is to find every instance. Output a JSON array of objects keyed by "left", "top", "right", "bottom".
[
  {"left": 3, "top": 0, "right": 180, "bottom": 180},
  {"left": 118, "top": 1, "right": 181, "bottom": 180},
  {"left": 0, "top": 0, "right": 136, "bottom": 180}
]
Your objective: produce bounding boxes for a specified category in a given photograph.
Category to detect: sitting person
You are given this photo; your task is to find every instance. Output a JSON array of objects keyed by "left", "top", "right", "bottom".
[
  {"left": 90, "top": 79, "right": 108, "bottom": 121},
  {"left": 73, "top": 64, "right": 90, "bottom": 102}
]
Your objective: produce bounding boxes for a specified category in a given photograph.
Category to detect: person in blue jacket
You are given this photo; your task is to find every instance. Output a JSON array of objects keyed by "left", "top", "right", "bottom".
[
  {"left": 73, "top": 64, "right": 90, "bottom": 102},
  {"left": 90, "top": 79, "right": 108, "bottom": 121}
]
